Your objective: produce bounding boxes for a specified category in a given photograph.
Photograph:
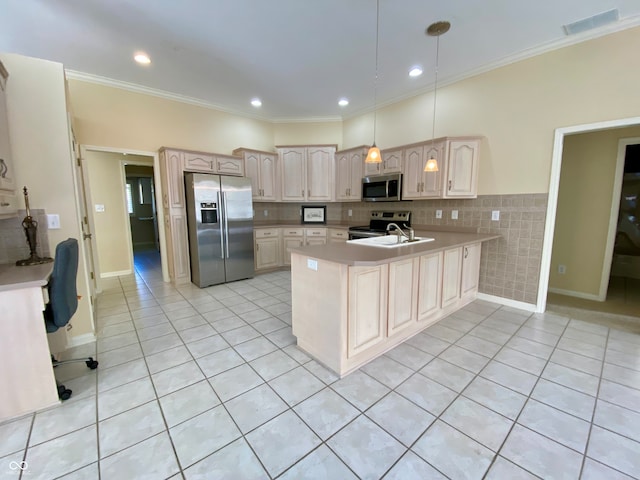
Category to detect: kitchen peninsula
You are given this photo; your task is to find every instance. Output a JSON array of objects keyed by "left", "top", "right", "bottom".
[{"left": 290, "top": 230, "right": 499, "bottom": 377}]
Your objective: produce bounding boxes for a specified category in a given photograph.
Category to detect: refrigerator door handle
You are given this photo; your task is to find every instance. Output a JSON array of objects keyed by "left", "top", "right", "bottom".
[
  {"left": 217, "top": 192, "right": 225, "bottom": 259},
  {"left": 222, "top": 192, "right": 230, "bottom": 259}
]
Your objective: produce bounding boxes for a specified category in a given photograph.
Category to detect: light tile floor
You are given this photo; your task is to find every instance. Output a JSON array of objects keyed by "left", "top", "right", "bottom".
[{"left": 2, "top": 253, "right": 640, "bottom": 479}]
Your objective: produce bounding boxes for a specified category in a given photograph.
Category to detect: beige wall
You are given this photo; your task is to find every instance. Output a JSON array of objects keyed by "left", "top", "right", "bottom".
[
  {"left": 0, "top": 53, "right": 93, "bottom": 338},
  {"left": 68, "top": 81, "right": 276, "bottom": 154},
  {"left": 343, "top": 26, "right": 640, "bottom": 195},
  {"left": 550, "top": 126, "right": 640, "bottom": 296},
  {"left": 84, "top": 151, "right": 153, "bottom": 276}
]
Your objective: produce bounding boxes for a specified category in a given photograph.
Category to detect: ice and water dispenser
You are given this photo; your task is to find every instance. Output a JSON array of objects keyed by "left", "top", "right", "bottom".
[{"left": 200, "top": 202, "right": 218, "bottom": 224}]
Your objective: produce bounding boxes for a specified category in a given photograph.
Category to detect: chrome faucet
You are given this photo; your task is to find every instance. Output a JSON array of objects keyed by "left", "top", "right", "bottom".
[{"left": 386, "top": 223, "right": 415, "bottom": 242}]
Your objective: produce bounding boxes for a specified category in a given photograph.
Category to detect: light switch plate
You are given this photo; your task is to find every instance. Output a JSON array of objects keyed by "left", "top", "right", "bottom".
[
  {"left": 435, "top": 210, "right": 442, "bottom": 219},
  {"left": 451, "top": 210, "right": 458, "bottom": 220},
  {"left": 95, "top": 204, "right": 105, "bottom": 212},
  {"left": 492, "top": 210, "right": 500, "bottom": 221},
  {"left": 47, "top": 214, "right": 61, "bottom": 229},
  {"left": 348, "top": 209, "right": 353, "bottom": 217}
]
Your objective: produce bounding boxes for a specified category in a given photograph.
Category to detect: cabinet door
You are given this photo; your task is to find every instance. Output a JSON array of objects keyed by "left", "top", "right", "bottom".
[
  {"left": 445, "top": 140, "right": 479, "bottom": 198},
  {"left": 382, "top": 149, "right": 403, "bottom": 174},
  {"left": 418, "top": 252, "right": 443, "bottom": 321},
  {"left": 441, "top": 247, "right": 462, "bottom": 308},
  {"left": 184, "top": 152, "right": 214, "bottom": 172},
  {"left": 329, "top": 229, "right": 348, "bottom": 243},
  {"left": 164, "top": 150, "right": 185, "bottom": 209},
  {"left": 282, "top": 237, "right": 303, "bottom": 266},
  {"left": 348, "top": 265, "right": 388, "bottom": 357},
  {"left": 279, "top": 148, "right": 306, "bottom": 201},
  {"left": 0, "top": 81, "right": 15, "bottom": 192},
  {"left": 348, "top": 150, "right": 364, "bottom": 200},
  {"left": 335, "top": 151, "right": 351, "bottom": 201},
  {"left": 255, "top": 237, "right": 280, "bottom": 270},
  {"left": 363, "top": 158, "right": 382, "bottom": 177},
  {"left": 259, "top": 154, "right": 277, "bottom": 201},
  {"left": 215, "top": 155, "right": 244, "bottom": 176},
  {"left": 171, "top": 214, "right": 191, "bottom": 282},
  {"left": 402, "top": 146, "right": 424, "bottom": 199},
  {"left": 0, "top": 191, "right": 17, "bottom": 217},
  {"left": 461, "top": 243, "right": 481, "bottom": 298},
  {"left": 307, "top": 146, "right": 334, "bottom": 201},
  {"left": 422, "top": 142, "right": 445, "bottom": 197},
  {"left": 388, "top": 258, "right": 419, "bottom": 337},
  {"left": 244, "top": 151, "right": 261, "bottom": 200}
]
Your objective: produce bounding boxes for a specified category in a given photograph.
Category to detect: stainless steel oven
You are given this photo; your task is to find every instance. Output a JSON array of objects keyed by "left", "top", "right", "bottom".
[
  {"left": 348, "top": 211, "right": 411, "bottom": 239},
  {"left": 362, "top": 173, "right": 402, "bottom": 202}
]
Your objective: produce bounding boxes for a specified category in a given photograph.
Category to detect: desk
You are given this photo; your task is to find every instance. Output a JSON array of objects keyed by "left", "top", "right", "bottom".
[{"left": 0, "top": 262, "right": 59, "bottom": 421}]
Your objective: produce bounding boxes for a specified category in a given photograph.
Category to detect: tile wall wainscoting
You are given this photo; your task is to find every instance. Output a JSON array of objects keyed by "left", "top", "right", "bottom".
[
  {"left": 255, "top": 193, "right": 547, "bottom": 305},
  {"left": 0, "top": 209, "right": 51, "bottom": 264}
]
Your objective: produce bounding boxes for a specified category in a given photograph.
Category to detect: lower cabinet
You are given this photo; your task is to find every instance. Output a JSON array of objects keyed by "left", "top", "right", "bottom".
[
  {"left": 417, "top": 251, "right": 443, "bottom": 322},
  {"left": 442, "top": 247, "right": 463, "bottom": 309},
  {"left": 281, "top": 228, "right": 304, "bottom": 266},
  {"left": 254, "top": 228, "right": 280, "bottom": 270},
  {"left": 348, "top": 264, "right": 388, "bottom": 357},
  {"left": 387, "top": 258, "right": 419, "bottom": 337},
  {"left": 461, "top": 243, "right": 481, "bottom": 299}
]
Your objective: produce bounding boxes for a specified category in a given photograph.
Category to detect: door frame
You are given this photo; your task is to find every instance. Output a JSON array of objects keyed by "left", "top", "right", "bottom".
[
  {"left": 537, "top": 116, "right": 640, "bottom": 313},
  {"left": 80, "top": 145, "right": 169, "bottom": 283}
]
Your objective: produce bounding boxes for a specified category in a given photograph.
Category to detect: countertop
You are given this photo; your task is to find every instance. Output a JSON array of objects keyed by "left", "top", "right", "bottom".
[
  {"left": 0, "top": 262, "right": 53, "bottom": 293},
  {"left": 289, "top": 230, "right": 500, "bottom": 266}
]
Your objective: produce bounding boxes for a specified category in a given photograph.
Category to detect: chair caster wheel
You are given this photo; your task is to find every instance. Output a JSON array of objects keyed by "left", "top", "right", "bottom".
[
  {"left": 57, "top": 385, "right": 72, "bottom": 401},
  {"left": 86, "top": 358, "right": 99, "bottom": 370}
]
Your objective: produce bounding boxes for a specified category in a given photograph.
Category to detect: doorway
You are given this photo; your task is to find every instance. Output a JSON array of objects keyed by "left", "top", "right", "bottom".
[{"left": 539, "top": 119, "right": 640, "bottom": 325}]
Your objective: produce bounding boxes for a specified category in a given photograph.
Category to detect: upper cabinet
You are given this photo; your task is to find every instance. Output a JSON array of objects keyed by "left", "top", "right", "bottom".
[
  {"left": 234, "top": 148, "right": 277, "bottom": 201},
  {"left": 215, "top": 154, "right": 244, "bottom": 176},
  {"left": 277, "top": 145, "right": 335, "bottom": 202},
  {"left": 0, "top": 60, "right": 15, "bottom": 195},
  {"left": 402, "top": 137, "right": 480, "bottom": 199},
  {"left": 335, "top": 146, "right": 366, "bottom": 202},
  {"left": 364, "top": 148, "right": 403, "bottom": 177},
  {"left": 182, "top": 149, "right": 244, "bottom": 177}
]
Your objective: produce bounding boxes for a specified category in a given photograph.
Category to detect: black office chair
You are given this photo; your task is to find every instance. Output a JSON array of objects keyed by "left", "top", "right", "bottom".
[{"left": 45, "top": 238, "right": 98, "bottom": 400}]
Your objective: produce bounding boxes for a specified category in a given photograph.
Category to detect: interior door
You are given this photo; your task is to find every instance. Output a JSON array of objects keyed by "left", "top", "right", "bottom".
[{"left": 76, "top": 144, "right": 99, "bottom": 296}]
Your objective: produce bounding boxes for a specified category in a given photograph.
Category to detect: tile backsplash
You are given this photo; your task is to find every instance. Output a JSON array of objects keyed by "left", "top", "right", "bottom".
[
  {"left": 257, "top": 194, "right": 547, "bottom": 305},
  {"left": 0, "top": 209, "right": 51, "bottom": 264}
]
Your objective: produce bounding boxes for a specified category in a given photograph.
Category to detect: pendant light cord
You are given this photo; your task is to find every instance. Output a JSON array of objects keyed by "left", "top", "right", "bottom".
[
  {"left": 431, "top": 33, "right": 440, "bottom": 146},
  {"left": 373, "top": 0, "right": 380, "bottom": 145}
]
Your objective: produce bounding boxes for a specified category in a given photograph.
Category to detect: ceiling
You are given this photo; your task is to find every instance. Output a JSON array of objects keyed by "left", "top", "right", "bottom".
[{"left": 2, "top": 0, "right": 639, "bottom": 122}]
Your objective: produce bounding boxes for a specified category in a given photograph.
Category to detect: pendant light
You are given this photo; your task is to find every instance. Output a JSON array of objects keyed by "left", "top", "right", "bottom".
[
  {"left": 424, "top": 21, "right": 450, "bottom": 172},
  {"left": 365, "top": 0, "right": 382, "bottom": 164}
]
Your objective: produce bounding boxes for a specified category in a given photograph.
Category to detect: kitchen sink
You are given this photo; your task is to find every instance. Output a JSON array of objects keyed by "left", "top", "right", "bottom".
[{"left": 347, "top": 235, "right": 435, "bottom": 248}]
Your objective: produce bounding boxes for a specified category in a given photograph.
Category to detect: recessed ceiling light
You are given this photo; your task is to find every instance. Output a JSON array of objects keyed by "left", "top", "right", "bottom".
[
  {"left": 409, "top": 66, "right": 423, "bottom": 77},
  {"left": 134, "top": 52, "right": 151, "bottom": 65},
  {"left": 338, "top": 98, "right": 349, "bottom": 107},
  {"left": 251, "top": 98, "right": 262, "bottom": 107}
]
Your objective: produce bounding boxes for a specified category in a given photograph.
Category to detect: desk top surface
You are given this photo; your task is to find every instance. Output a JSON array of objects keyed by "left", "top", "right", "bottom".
[{"left": 0, "top": 263, "right": 54, "bottom": 292}]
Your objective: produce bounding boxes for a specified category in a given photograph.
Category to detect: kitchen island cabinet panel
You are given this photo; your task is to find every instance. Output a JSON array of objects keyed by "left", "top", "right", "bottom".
[
  {"left": 388, "top": 257, "right": 419, "bottom": 337},
  {"left": 348, "top": 264, "right": 388, "bottom": 357},
  {"left": 418, "top": 251, "right": 443, "bottom": 322},
  {"left": 442, "top": 247, "right": 462, "bottom": 309}
]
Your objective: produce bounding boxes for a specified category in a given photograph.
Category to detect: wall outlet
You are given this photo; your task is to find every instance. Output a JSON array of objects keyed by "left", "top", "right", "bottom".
[
  {"left": 263, "top": 209, "right": 268, "bottom": 217},
  {"left": 435, "top": 210, "right": 442, "bottom": 219},
  {"left": 492, "top": 210, "right": 500, "bottom": 221},
  {"left": 348, "top": 209, "right": 353, "bottom": 217},
  {"left": 558, "top": 264, "right": 566, "bottom": 274},
  {"left": 451, "top": 210, "right": 458, "bottom": 220},
  {"left": 307, "top": 259, "right": 318, "bottom": 271},
  {"left": 47, "top": 214, "right": 61, "bottom": 229}
]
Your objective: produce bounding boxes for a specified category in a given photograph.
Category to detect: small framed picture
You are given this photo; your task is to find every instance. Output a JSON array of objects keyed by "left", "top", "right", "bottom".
[{"left": 301, "top": 205, "right": 326, "bottom": 224}]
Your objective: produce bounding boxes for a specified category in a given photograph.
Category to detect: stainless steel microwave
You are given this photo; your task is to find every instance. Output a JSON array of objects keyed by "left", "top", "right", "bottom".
[{"left": 362, "top": 173, "right": 403, "bottom": 202}]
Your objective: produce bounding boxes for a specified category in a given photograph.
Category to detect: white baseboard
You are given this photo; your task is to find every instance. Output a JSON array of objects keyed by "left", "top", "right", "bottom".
[
  {"left": 101, "top": 269, "right": 132, "bottom": 278},
  {"left": 67, "top": 333, "right": 96, "bottom": 348},
  {"left": 476, "top": 293, "right": 537, "bottom": 312},
  {"left": 547, "top": 287, "right": 603, "bottom": 302}
]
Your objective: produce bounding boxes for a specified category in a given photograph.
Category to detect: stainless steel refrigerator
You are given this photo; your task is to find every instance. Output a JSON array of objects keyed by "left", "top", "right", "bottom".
[{"left": 184, "top": 173, "right": 255, "bottom": 287}]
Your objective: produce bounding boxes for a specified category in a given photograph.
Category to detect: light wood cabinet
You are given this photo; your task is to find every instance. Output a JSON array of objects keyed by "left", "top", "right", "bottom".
[
  {"left": 348, "top": 264, "right": 388, "bottom": 357},
  {"left": 388, "top": 258, "right": 419, "bottom": 337},
  {"left": 184, "top": 152, "right": 215, "bottom": 172},
  {"left": 0, "top": 61, "right": 15, "bottom": 196},
  {"left": 444, "top": 140, "right": 479, "bottom": 198},
  {"left": 160, "top": 149, "right": 185, "bottom": 210},
  {"left": 281, "top": 228, "right": 304, "bottom": 266},
  {"left": 418, "top": 251, "right": 443, "bottom": 322},
  {"left": 364, "top": 148, "right": 403, "bottom": 177},
  {"left": 461, "top": 243, "right": 481, "bottom": 299},
  {"left": 335, "top": 147, "right": 365, "bottom": 201},
  {"left": 402, "top": 137, "right": 480, "bottom": 199},
  {"left": 441, "top": 247, "right": 463, "bottom": 309},
  {"left": 215, "top": 154, "right": 244, "bottom": 176},
  {"left": 329, "top": 228, "right": 348, "bottom": 243},
  {"left": 255, "top": 228, "right": 280, "bottom": 270},
  {"left": 305, "top": 228, "right": 327, "bottom": 246},
  {"left": 277, "top": 145, "right": 335, "bottom": 202},
  {"left": 234, "top": 149, "right": 277, "bottom": 201}
]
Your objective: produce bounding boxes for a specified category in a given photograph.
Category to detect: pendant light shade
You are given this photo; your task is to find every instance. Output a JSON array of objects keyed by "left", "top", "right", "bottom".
[
  {"left": 424, "top": 21, "right": 450, "bottom": 173},
  {"left": 365, "top": 145, "right": 381, "bottom": 164},
  {"left": 366, "top": 0, "right": 382, "bottom": 164}
]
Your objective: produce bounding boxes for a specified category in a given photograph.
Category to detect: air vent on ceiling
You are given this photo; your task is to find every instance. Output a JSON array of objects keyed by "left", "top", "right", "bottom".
[{"left": 563, "top": 9, "right": 619, "bottom": 35}]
